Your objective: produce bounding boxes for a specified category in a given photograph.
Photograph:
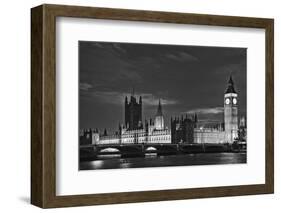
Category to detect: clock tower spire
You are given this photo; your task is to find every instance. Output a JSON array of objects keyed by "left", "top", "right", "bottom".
[{"left": 224, "top": 75, "right": 238, "bottom": 143}]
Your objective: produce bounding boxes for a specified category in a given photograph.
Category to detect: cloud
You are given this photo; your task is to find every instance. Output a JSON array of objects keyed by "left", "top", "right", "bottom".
[
  {"left": 89, "top": 42, "right": 105, "bottom": 48},
  {"left": 112, "top": 43, "right": 127, "bottom": 54},
  {"left": 215, "top": 63, "right": 245, "bottom": 75},
  {"left": 84, "top": 91, "right": 126, "bottom": 105},
  {"left": 88, "top": 43, "right": 143, "bottom": 83},
  {"left": 141, "top": 93, "right": 178, "bottom": 106},
  {"left": 184, "top": 107, "right": 224, "bottom": 115},
  {"left": 79, "top": 82, "right": 93, "bottom": 91},
  {"left": 89, "top": 42, "right": 127, "bottom": 56},
  {"left": 81, "top": 90, "right": 178, "bottom": 106},
  {"left": 117, "top": 68, "right": 142, "bottom": 82},
  {"left": 165, "top": 51, "right": 199, "bottom": 62}
]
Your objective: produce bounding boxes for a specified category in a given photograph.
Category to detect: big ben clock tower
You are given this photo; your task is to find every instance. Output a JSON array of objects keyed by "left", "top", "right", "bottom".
[{"left": 224, "top": 76, "right": 238, "bottom": 143}]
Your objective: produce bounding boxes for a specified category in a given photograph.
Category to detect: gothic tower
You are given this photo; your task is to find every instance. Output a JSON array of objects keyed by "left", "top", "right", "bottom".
[
  {"left": 224, "top": 75, "right": 238, "bottom": 143},
  {"left": 154, "top": 99, "right": 164, "bottom": 130},
  {"left": 125, "top": 94, "right": 142, "bottom": 130}
]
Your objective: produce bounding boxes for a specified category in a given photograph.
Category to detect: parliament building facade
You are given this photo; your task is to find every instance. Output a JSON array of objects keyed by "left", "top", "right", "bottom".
[{"left": 80, "top": 76, "right": 246, "bottom": 145}]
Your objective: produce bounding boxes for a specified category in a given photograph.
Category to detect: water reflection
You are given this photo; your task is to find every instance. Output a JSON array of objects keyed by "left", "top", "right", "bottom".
[
  {"left": 86, "top": 160, "right": 104, "bottom": 169},
  {"left": 145, "top": 153, "right": 157, "bottom": 158},
  {"left": 97, "top": 154, "right": 121, "bottom": 159},
  {"left": 79, "top": 153, "right": 246, "bottom": 170}
]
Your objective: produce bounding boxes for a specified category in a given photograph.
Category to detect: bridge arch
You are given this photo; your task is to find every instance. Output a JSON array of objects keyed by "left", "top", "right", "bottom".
[
  {"left": 99, "top": 147, "right": 120, "bottom": 153},
  {"left": 145, "top": 146, "right": 157, "bottom": 151}
]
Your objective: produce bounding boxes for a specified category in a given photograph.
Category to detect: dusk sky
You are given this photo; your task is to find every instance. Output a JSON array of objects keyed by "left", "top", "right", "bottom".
[{"left": 79, "top": 41, "right": 246, "bottom": 133}]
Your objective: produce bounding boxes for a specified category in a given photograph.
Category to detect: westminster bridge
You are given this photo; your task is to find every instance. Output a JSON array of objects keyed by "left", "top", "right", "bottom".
[{"left": 79, "top": 143, "right": 243, "bottom": 161}]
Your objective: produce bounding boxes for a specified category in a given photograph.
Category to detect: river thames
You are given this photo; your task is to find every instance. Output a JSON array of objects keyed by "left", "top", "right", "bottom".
[{"left": 79, "top": 152, "right": 246, "bottom": 170}]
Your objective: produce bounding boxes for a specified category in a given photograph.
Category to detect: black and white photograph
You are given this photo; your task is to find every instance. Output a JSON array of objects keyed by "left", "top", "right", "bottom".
[{"left": 79, "top": 41, "right": 247, "bottom": 170}]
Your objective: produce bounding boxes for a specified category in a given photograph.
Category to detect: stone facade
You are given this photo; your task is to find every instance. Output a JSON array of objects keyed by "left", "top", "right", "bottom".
[
  {"left": 125, "top": 95, "right": 142, "bottom": 130},
  {"left": 90, "top": 96, "right": 171, "bottom": 145},
  {"left": 194, "top": 128, "right": 226, "bottom": 144},
  {"left": 171, "top": 116, "right": 195, "bottom": 144},
  {"left": 94, "top": 127, "right": 171, "bottom": 145},
  {"left": 80, "top": 76, "right": 245, "bottom": 145}
]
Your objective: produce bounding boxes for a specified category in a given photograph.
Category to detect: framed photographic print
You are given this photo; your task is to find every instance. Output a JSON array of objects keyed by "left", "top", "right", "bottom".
[{"left": 31, "top": 4, "right": 274, "bottom": 208}]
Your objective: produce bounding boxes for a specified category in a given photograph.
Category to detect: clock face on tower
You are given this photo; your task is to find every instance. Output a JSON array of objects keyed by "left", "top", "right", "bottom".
[
  {"left": 225, "top": 98, "right": 230, "bottom": 105},
  {"left": 233, "top": 98, "right": 237, "bottom": 105}
]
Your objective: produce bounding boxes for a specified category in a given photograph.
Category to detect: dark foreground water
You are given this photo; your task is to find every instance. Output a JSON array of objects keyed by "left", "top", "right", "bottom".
[{"left": 79, "top": 152, "right": 246, "bottom": 170}]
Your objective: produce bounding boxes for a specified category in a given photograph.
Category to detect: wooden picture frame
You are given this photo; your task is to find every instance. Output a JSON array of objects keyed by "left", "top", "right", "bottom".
[{"left": 31, "top": 4, "right": 274, "bottom": 208}]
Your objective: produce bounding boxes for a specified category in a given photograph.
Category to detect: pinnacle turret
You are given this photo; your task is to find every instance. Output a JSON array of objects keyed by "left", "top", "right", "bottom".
[
  {"left": 225, "top": 75, "right": 236, "bottom": 94},
  {"left": 156, "top": 99, "right": 163, "bottom": 116}
]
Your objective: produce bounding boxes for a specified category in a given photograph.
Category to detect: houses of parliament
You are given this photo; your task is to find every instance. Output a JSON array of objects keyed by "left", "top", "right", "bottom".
[{"left": 80, "top": 76, "right": 247, "bottom": 145}]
